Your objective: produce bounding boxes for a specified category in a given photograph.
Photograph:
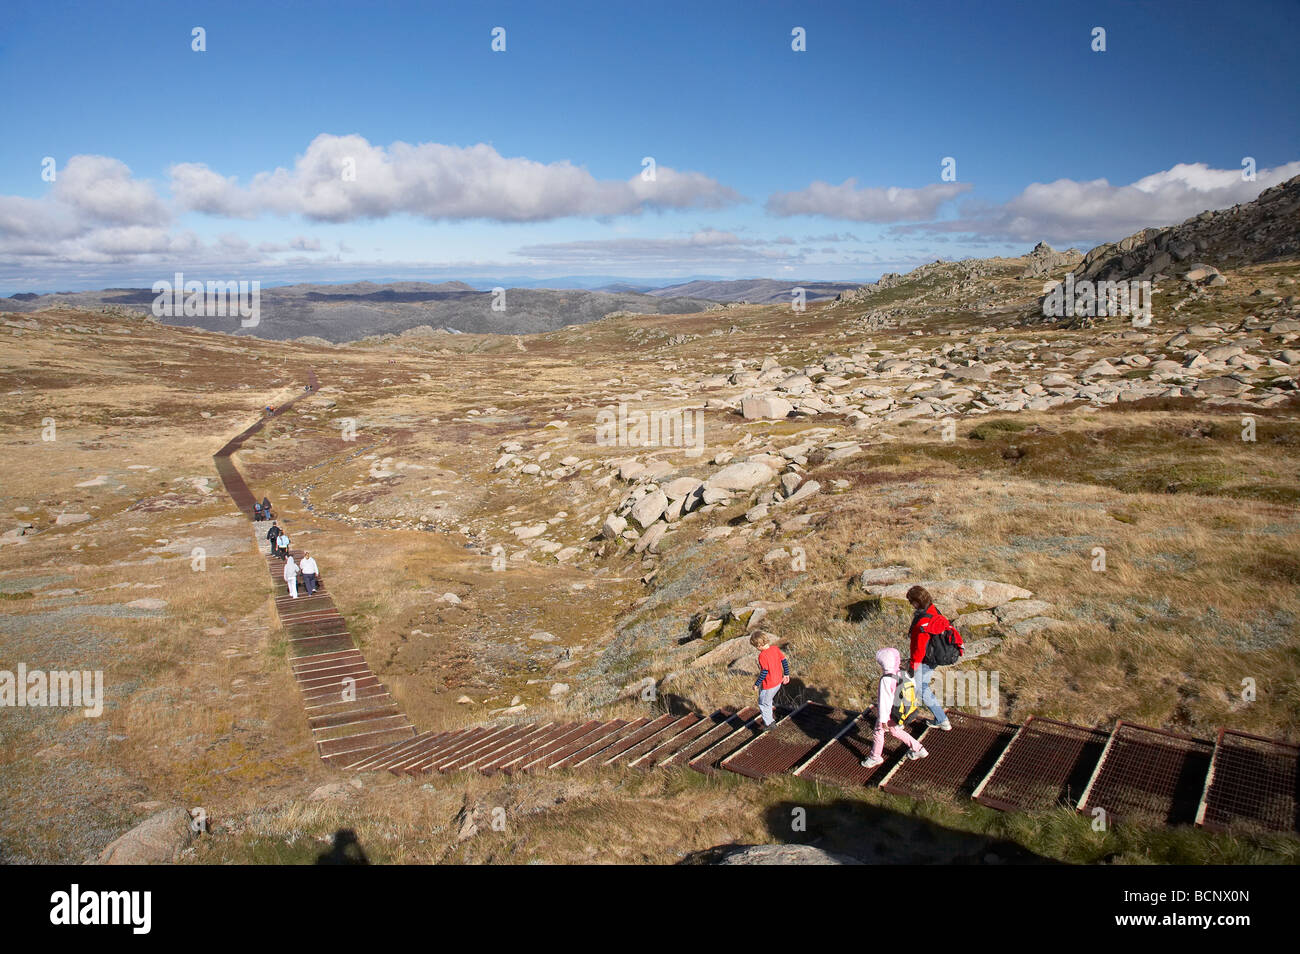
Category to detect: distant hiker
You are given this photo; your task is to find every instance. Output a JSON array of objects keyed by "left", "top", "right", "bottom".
[
  {"left": 283, "top": 554, "right": 299, "bottom": 599},
  {"left": 276, "top": 530, "right": 290, "bottom": 560},
  {"left": 905, "top": 585, "right": 964, "bottom": 731},
  {"left": 253, "top": 502, "right": 264, "bottom": 521},
  {"left": 261, "top": 496, "right": 273, "bottom": 518},
  {"left": 266, "top": 522, "right": 281, "bottom": 554},
  {"left": 300, "top": 552, "right": 319, "bottom": 596},
  {"left": 750, "top": 631, "right": 789, "bottom": 728},
  {"left": 860, "top": 647, "right": 927, "bottom": 769}
]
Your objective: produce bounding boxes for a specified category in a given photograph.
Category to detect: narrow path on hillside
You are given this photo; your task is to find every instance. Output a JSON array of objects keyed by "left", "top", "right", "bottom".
[
  {"left": 213, "top": 368, "right": 320, "bottom": 516},
  {"left": 213, "top": 368, "right": 419, "bottom": 765}
]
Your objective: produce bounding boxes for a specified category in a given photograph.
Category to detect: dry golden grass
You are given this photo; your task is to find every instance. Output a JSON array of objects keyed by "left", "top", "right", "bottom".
[{"left": 2, "top": 258, "right": 1298, "bottom": 863}]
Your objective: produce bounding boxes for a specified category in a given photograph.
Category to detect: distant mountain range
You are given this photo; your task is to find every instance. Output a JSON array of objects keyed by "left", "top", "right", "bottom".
[
  {"left": 2, "top": 275, "right": 868, "bottom": 342},
  {"left": 640, "top": 278, "right": 864, "bottom": 303}
]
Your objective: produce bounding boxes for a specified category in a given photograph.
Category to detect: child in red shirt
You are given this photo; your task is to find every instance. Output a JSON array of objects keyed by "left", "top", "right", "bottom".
[{"left": 751, "top": 631, "right": 789, "bottom": 727}]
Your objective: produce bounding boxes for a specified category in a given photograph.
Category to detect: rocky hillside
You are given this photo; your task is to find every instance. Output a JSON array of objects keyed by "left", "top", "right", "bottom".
[
  {"left": 1073, "top": 174, "right": 1300, "bottom": 284},
  {"left": 647, "top": 278, "right": 864, "bottom": 304}
]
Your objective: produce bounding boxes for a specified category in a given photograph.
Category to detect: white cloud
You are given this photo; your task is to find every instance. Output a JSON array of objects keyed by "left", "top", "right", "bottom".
[
  {"left": 170, "top": 134, "right": 741, "bottom": 223},
  {"left": 52, "top": 155, "right": 170, "bottom": 227},
  {"left": 168, "top": 163, "right": 253, "bottom": 218},
  {"left": 0, "top": 154, "right": 175, "bottom": 265},
  {"left": 0, "top": 194, "right": 80, "bottom": 241},
  {"left": 894, "top": 161, "right": 1300, "bottom": 244},
  {"left": 513, "top": 229, "right": 804, "bottom": 267},
  {"left": 84, "top": 226, "right": 181, "bottom": 257},
  {"left": 805, "top": 232, "right": 862, "bottom": 243},
  {"left": 766, "top": 179, "right": 972, "bottom": 221}
]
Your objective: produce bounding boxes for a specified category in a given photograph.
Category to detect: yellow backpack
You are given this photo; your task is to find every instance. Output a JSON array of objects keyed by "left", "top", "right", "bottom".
[{"left": 882, "top": 673, "right": 919, "bottom": 723}]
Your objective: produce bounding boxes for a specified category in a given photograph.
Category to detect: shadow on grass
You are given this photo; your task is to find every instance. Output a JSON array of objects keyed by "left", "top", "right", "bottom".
[
  {"left": 315, "top": 828, "right": 370, "bottom": 865},
  {"left": 678, "top": 798, "right": 1062, "bottom": 865}
]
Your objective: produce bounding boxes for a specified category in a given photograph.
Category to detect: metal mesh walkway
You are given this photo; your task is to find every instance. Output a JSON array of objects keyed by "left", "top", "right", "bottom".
[
  {"left": 1078, "top": 722, "right": 1215, "bottom": 826},
  {"left": 1197, "top": 729, "right": 1300, "bottom": 833},
  {"left": 973, "top": 716, "right": 1109, "bottom": 813},
  {"left": 879, "top": 711, "right": 1018, "bottom": 802}
]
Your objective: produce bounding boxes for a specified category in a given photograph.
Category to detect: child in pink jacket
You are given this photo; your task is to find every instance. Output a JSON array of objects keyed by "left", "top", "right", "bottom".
[{"left": 861, "top": 647, "right": 927, "bottom": 769}]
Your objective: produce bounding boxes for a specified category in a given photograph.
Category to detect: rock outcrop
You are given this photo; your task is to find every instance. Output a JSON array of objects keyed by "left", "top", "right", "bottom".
[{"left": 1070, "top": 174, "right": 1300, "bottom": 284}]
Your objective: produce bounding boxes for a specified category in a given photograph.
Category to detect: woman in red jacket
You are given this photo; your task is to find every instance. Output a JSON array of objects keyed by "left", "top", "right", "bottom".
[{"left": 905, "top": 585, "right": 954, "bottom": 731}]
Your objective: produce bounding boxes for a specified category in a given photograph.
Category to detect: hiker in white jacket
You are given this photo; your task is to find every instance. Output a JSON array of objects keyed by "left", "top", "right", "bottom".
[
  {"left": 283, "top": 554, "right": 299, "bottom": 599},
  {"left": 299, "top": 552, "right": 319, "bottom": 596}
]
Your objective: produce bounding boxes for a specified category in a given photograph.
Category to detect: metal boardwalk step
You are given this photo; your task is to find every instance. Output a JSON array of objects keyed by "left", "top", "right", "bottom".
[
  {"left": 721, "top": 703, "right": 857, "bottom": 779},
  {"left": 794, "top": 708, "right": 920, "bottom": 788},
  {"left": 879, "top": 711, "right": 1018, "bottom": 802},
  {"left": 972, "top": 716, "right": 1109, "bottom": 813}
]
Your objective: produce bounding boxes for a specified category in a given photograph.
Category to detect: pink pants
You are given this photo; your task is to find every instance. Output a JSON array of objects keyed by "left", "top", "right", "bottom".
[{"left": 871, "top": 721, "right": 922, "bottom": 760}]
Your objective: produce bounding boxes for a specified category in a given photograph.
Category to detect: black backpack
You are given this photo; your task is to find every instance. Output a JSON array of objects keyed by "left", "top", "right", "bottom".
[
  {"left": 920, "top": 607, "right": 963, "bottom": 667},
  {"left": 925, "top": 629, "right": 962, "bottom": 667}
]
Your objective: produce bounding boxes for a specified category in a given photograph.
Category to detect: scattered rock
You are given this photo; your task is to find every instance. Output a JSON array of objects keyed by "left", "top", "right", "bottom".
[
  {"left": 634, "top": 522, "right": 668, "bottom": 554},
  {"left": 99, "top": 807, "right": 195, "bottom": 864},
  {"left": 629, "top": 489, "right": 669, "bottom": 529},
  {"left": 993, "top": 599, "right": 1056, "bottom": 624},
  {"left": 715, "top": 844, "right": 861, "bottom": 865},
  {"left": 740, "top": 395, "right": 794, "bottom": 420},
  {"left": 310, "top": 781, "right": 361, "bottom": 801},
  {"left": 691, "top": 634, "right": 755, "bottom": 669},
  {"left": 1009, "top": 616, "right": 1069, "bottom": 637},
  {"left": 708, "top": 460, "right": 779, "bottom": 492},
  {"left": 960, "top": 637, "right": 1003, "bottom": 661},
  {"left": 865, "top": 579, "right": 1034, "bottom": 610},
  {"left": 858, "top": 565, "right": 913, "bottom": 587}
]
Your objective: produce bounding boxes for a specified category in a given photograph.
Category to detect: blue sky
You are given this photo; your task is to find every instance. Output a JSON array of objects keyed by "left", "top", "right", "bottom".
[{"left": 1, "top": 0, "right": 1297, "bottom": 292}]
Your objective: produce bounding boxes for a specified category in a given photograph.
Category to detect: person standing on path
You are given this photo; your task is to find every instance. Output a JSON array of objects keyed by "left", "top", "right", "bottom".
[
  {"left": 276, "top": 530, "right": 290, "bottom": 561},
  {"left": 283, "top": 554, "right": 299, "bottom": 599},
  {"left": 750, "top": 631, "right": 789, "bottom": 728},
  {"left": 266, "top": 522, "right": 280, "bottom": 555},
  {"left": 299, "top": 552, "right": 319, "bottom": 596},
  {"left": 905, "top": 585, "right": 960, "bottom": 731}
]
